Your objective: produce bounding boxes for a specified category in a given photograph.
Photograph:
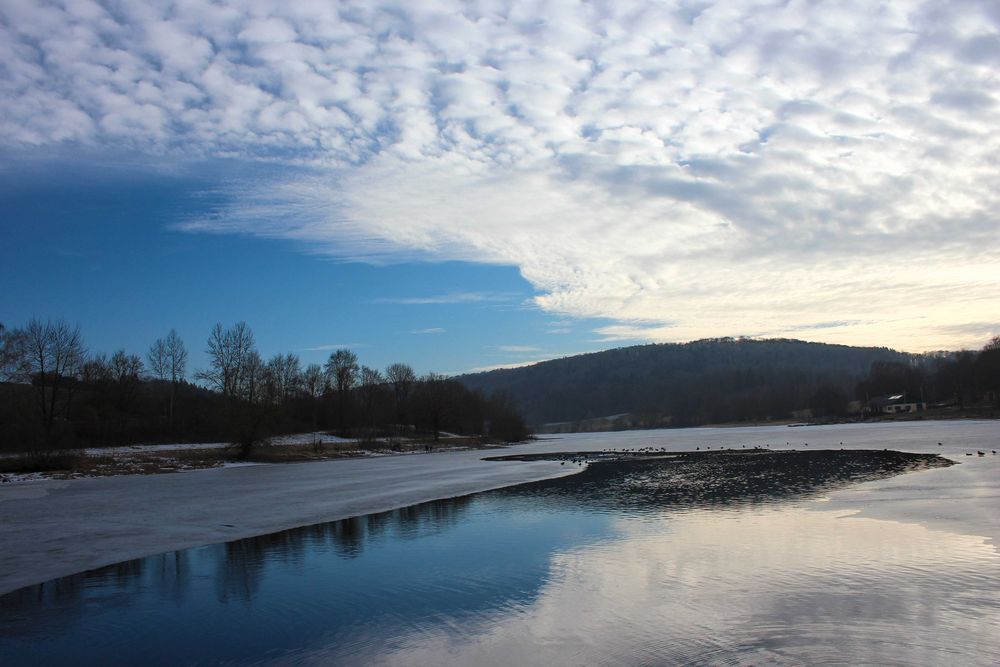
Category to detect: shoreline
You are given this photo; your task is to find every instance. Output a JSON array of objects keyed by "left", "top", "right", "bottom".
[
  {"left": 0, "top": 434, "right": 521, "bottom": 483},
  {"left": 535, "top": 411, "right": 999, "bottom": 434},
  {"left": 3, "top": 413, "right": 997, "bottom": 482}
]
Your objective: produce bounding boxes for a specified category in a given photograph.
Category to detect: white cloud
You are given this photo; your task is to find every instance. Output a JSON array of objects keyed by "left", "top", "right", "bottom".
[
  {"left": 302, "top": 343, "right": 366, "bottom": 352},
  {"left": 3, "top": 0, "right": 1000, "bottom": 350},
  {"left": 375, "top": 292, "right": 519, "bottom": 305},
  {"left": 496, "top": 345, "right": 541, "bottom": 353},
  {"left": 412, "top": 327, "right": 446, "bottom": 335},
  {"left": 466, "top": 360, "right": 546, "bottom": 373},
  {"left": 468, "top": 348, "right": 596, "bottom": 374}
]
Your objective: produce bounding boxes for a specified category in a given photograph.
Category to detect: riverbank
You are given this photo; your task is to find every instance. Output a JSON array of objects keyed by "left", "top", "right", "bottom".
[
  {"left": 536, "top": 407, "right": 999, "bottom": 434},
  {"left": 0, "top": 432, "right": 514, "bottom": 482}
]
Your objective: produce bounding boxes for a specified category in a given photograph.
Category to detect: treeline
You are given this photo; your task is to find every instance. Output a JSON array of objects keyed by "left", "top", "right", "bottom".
[
  {"left": 854, "top": 338, "right": 1000, "bottom": 413},
  {"left": 460, "top": 337, "right": 999, "bottom": 428},
  {"left": 0, "top": 319, "right": 528, "bottom": 453}
]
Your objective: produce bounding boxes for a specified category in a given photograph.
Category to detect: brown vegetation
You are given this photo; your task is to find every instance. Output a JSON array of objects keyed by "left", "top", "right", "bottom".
[{"left": 0, "top": 435, "right": 510, "bottom": 480}]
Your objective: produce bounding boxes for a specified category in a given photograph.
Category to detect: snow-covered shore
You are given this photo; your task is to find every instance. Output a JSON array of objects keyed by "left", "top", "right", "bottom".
[
  {"left": 1, "top": 420, "right": 997, "bottom": 596},
  {"left": 0, "top": 450, "right": 578, "bottom": 595}
]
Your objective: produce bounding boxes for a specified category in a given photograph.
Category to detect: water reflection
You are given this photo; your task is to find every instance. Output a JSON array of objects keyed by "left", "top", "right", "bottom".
[
  {"left": 348, "top": 508, "right": 998, "bottom": 667},
  {"left": 209, "top": 496, "right": 474, "bottom": 605},
  {"left": 0, "top": 552, "right": 188, "bottom": 643},
  {"left": 2, "top": 495, "right": 475, "bottom": 619},
  {"left": 1, "top": 451, "right": 996, "bottom": 667}
]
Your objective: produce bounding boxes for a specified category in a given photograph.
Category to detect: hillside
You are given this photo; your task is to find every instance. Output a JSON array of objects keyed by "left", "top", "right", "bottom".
[{"left": 459, "top": 338, "right": 911, "bottom": 429}]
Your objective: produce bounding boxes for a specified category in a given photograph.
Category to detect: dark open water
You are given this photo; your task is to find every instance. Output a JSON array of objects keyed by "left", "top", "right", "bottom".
[{"left": 2, "top": 450, "right": 998, "bottom": 666}]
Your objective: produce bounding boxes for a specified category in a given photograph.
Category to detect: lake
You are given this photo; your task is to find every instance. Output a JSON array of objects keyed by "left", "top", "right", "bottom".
[{"left": 2, "top": 443, "right": 998, "bottom": 666}]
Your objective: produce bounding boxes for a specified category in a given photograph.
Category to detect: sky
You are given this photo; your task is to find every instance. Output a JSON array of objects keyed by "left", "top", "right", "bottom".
[{"left": 2, "top": 0, "right": 999, "bottom": 376}]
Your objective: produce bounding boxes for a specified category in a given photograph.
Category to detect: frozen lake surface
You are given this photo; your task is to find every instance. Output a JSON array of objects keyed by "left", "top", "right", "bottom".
[{"left": 1, "top": 420, "right": 998, "bottom": 665}]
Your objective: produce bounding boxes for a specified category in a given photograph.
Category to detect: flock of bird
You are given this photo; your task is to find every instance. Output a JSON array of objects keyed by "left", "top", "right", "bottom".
[{"left": 554, "top": 440, "right": 998, "bottom": 465}]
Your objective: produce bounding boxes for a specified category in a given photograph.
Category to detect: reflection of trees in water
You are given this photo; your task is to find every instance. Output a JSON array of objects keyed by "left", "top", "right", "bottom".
[
  {"left": 332, "top": 495, "right": 474, "bottom": 551},
  {"left": 332, "top": 515, "right": 366, "bottom": 557},
  {"left": 204, "top": 494, "right": 475, "bottom": 602},
  {"left": 0, "top": 569, "right": 101, "bottom": 626},
  {"left": 0, "top": 494, "right": 477, "bottom": 622},
  {"left": 216, "top": 539, "right": 267, "bottom": 604},
  {"left": 225, "top": 494, "right": 475, "bottom": 565},
  {"left": 151, "top": 551, "right": 190, "bottom": 603},
  {"left": 0, "top": 552, "right": 191, "bottom": 638},
  {"left": 495, "top": 450, "right": 948, "bottom": 514},
  {"left": 392, "top": 496, "right": 472, "bottom": 539}
]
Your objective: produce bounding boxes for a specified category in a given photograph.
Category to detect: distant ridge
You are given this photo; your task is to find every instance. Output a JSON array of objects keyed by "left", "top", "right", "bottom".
[{"left": 458, "top": 338, "right": 910, "bottom": 430}]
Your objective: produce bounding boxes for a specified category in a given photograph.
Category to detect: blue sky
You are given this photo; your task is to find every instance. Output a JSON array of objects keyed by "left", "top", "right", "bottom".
[
  {"left": 3, "top": 0, "right": 1000, "bottom": 375},
  {"left": 0, "top": 154, "right": 609, "bottom": 374}
]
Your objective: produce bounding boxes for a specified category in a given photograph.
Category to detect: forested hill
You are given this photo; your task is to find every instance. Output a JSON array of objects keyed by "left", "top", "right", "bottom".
[{"left": 458, "top": 338, "right": 911, "bottom": 429}]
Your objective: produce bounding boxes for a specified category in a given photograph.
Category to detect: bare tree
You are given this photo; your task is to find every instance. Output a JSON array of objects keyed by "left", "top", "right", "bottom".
[
  {"left": 359, "top": 365, "right": 385, "bottom": 427},
  {"left": 360, "top": 365, "right": 383, "bottom": 388},
  {"left": 109, "top": 350, "right": 143, "bottom": 436},
  {"left": 1, "top": 323, "right": 27, "bottom": 381},
  {"left": 165, "top": 330, "right": 187, "bottom": 380},
  {"left": 17, "top": 318, "right": 85, "bottom": 444},
  {"left": 166, "top": 330, "right": 187, "bottom": 426},
  {"left": 416, "top": 373, "right": 448, "bottom": 442},
  {"left": 148, "top": 329, "right": 187, "bottom": 430},
  {"left": 324, "top": 349, "right": 359, "bottom": 394},
  {"left": 79, "top": 352, "right": 113, "bottom": 442},
  {"left": 197, "top": 322, "right": 271, "bottom": 456},
  {"left": 302, "top": 363, "right": 324, "bottom": 400},
  {"left": 147, "top": 338, "right": 169, "bottom": 383},
  {"left": 243, "top": 349, "right": 265, "bottom": 405},
  {"left": 385, "top": 362, "right": 416, "bottom": 427},
  {"left": 261, "top": 357, "right": 280, "bottom": 406},
  {"left": 198, "top": 322, "right": 256, "bottom": 400},
  {"left": 265, "top": 352, "right": 302, "bottom": 405},
  {"left": 110, "top": 350, "right": 143, "bottom": 382},
  {"left": 302, "top": 363, "right": 324, "bottom": 434},
  {"left": 324, "top": 348, "right": 359, "bottom": 431},
  {"left": 81, "top": 353, "right": 111, "bottom": 385}
]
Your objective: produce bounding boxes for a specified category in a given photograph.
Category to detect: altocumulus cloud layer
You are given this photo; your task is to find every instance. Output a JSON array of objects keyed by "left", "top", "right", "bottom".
[{"left": 3, "top": 0, "right": 999, "bottom": 350}]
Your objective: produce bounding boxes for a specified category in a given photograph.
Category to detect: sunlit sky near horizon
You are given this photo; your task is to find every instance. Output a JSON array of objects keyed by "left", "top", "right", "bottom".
[{"left": 2, "top": 0, "right": 999, "bottom": 375}]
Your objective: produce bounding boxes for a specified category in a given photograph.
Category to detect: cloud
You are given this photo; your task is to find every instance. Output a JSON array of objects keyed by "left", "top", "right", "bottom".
[
  {"left": 302, "top": 343, "right": 366, "bottom": 352},
  {"left": 926, "top": 322, "right": 1000, "bottom": 349},
  {"left": 466, "top": 360, "right": 547, "bottom": 373},
  {"left": 4, "top": 1, "right": 1000, "bottom": 351},
  {"left": 376, "top": 292, "right": 519, "bottom": 305},
  {"left": 467, "top": 347, "right": 596, "bottom": 374},
  {"left": 412, "top": 327, "right": 446, "bottom": 334},
  {"left": 591, "top": 323, "right": 671, "bottom": 343},
  {"left": 545, "top": 320, "right": 574, "bottom": 335}
]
